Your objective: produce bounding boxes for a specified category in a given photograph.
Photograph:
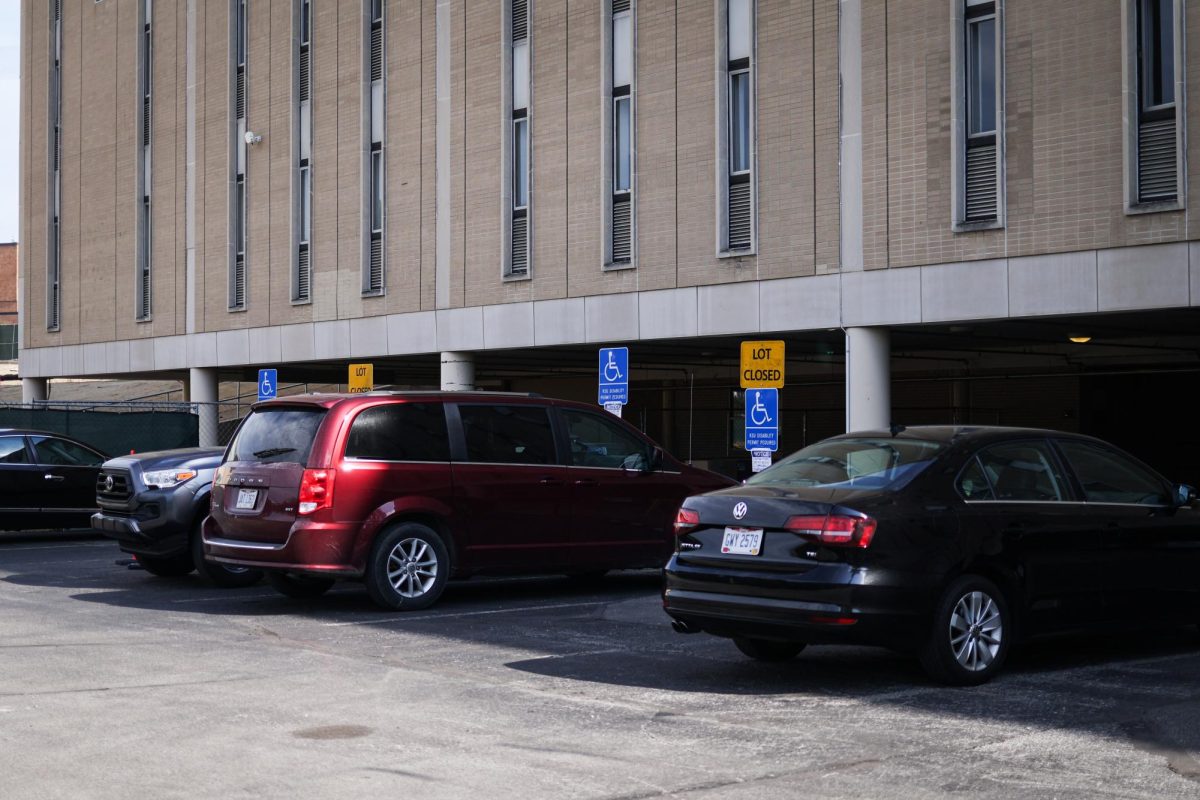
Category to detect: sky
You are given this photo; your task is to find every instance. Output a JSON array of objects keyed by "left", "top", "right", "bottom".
[{"left": 0, "top": 1, "right": 18, "bottom": 243}]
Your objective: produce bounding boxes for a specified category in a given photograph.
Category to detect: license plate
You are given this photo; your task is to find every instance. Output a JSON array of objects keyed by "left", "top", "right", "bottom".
[
  {"left": 722, "top": 527, "right": 763, "bottom": 556},
  {"left": 235, "top": 488, "right": 258, "bottom": 510}
]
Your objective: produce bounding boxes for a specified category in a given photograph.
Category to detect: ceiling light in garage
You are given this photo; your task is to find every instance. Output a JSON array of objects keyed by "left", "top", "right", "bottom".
[{"left": 1068, "top": 335, "right": 1092, "bottom": 344}]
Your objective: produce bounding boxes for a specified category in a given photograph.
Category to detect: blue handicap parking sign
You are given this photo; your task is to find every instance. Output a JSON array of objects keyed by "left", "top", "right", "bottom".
[
  {"left": 598, "top": 347, "right": 629, "bottom": 405},
  {"left": 744, "top": 388, "right": 779, "bottom": 452},
  {"left": 258, "top": 369, "right": 278, "bottom": 402}
]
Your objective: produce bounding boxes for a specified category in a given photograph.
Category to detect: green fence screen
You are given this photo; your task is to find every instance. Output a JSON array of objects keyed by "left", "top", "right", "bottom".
[{"left": 0, "top": 408, "right": 199, "bottom": 457}]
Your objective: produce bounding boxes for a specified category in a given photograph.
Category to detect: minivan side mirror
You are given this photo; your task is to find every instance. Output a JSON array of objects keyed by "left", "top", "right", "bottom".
[
  {"left": 623, "top": 447, "right": 663, "bottom": 475},
  {"left": 1174, "top": 484, "right": 1197, "bottom": 506}
]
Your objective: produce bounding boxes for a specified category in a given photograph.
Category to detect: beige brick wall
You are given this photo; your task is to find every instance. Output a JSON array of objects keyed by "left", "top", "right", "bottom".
[{"left": 0, "top": 244, "right": 16, "bottom": 319}]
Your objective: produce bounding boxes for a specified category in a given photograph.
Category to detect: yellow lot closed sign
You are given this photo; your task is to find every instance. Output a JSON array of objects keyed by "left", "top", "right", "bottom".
[
  {"left": 348, "top": 363, "right": 374, "bottom": 394},
  {"left": 740, "top": 340, "right": 785, "bottom": 388}
]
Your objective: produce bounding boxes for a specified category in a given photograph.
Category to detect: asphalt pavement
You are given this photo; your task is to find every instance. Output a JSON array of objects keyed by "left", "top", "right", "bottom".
[{"left": 1, "top": 532, "right": 1198, "bottom": 799}]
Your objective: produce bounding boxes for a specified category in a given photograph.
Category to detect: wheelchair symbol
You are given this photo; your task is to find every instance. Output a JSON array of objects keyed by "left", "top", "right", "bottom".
[
  {"left": 603, "top": 351, "right": 624, "bottom": 382},
  {"left": 261, "top": 376, "right": 273, "bottom": 395},
  {"left": 749, "top": 391, "right": 773, "bottom": 426}
]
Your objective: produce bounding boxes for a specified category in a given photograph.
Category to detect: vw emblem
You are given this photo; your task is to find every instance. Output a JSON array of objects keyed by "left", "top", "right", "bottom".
[
  {"left": 733, "top": 502, "right": 748, "bottom": 520},
  {"left": 104, "top": 475, "right": 114, "bottom": 492}
]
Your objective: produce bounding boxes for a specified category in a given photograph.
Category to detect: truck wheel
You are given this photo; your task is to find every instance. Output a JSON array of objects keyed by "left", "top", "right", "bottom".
[
  {"left": 190, "top": 522, "right": 262, "bottom": 588},
  {"left": 136, "top": 553, "right": 195, "bottom": 578},
  {"left": 266, "top": 572, "right": 335, "bottom": 599},
  {"left": 365, "top": 522, "right": 449, "bottom": 611}
]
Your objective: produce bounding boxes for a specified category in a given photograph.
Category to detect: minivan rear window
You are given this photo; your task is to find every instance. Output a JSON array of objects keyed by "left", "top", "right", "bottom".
[
  {"left": 227, "top": 407, "right": 327, "bottom": 465},
  {"left": 345, "top": 403, "right": 450, "bottom": 462},
  {"left": 747, "top": 438, "right": 945, "bottom": 491}
]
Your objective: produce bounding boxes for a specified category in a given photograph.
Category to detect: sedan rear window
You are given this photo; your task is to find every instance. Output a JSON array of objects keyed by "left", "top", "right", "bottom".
[
  {"left": 747, "top": 438, "right": 945, "bottom": 490},
  {"left": 227, "top": 407, "right": 327, "bottom": 465}
]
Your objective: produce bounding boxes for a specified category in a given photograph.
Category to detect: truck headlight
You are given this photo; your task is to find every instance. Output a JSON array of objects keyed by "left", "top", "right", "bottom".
[{"left": 142, "top": 469, "right": 198, "bottom": 489}]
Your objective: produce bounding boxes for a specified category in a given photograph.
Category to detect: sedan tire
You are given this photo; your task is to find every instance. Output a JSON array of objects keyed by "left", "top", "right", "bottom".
[
  {"left": 365, "top": 522, "right": 450, "bottom": 611},
  {"left": 919, "top": 575, "right": 1011, "bottom": 686},
  {"left": 734, "top": 638, "right": 807, "bottom": 662}
]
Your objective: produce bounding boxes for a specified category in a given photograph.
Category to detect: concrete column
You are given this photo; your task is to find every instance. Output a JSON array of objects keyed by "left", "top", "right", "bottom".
[
  {"left": 440, "top": 352, "right": 475, "bottom": 391},
  {"left": 190, "top": 368, "right": 219, "bottom": 447},
  {"left": 21, "top": 378, "right": 48, "bottom": 404},
  {"left": 845, "top": 327, "right": 890, "bottom": 432}
]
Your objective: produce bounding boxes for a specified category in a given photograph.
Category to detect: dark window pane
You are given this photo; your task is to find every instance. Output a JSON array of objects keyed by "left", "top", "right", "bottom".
[
  {"left": 31, "top": 437, "right": 104, "bottom": 467},
  {"left": 1057, "top": 440, "right": 1168, "bottom": 505},
  {"left": 563, "top": 410, "right": 650, "bottom": 469},
  {"left": 0, "top": 436, "right": 30, "bottom": 464},
  {"left": 614, "top": 97, "right": 632, "bottom": 192},
  {"left": 228, "top": 407, "right": 326, "bottom": 464},
  {"left": 976, "top": 442, "right": 1067, "bottom": 502},
  {"left": 956, "top": 456, "right": 995, "bottom": 501},
  {"left": 300, "top": 0, "right": 310, "bottom": 44},
  {"left": 967, "top": 16, "right": 996, "bottom": 136},
  {"left": 299, "top": 167, "right": 311, "bottom": 242},
  {"left": 513, "top": 118, "right": 529, "bottom": 208},
  {"left": 1141, "top": 0, "right": 1175, "bottom": 108},
  {"left": 459, "top": 405, "right": 555, "bottom": 465},
  {"left": 371, "top": 152, "right": 383, "bottom": 232},
  {"left": 729, "top": 70, "right": 751, "bottom": 173},
  {"left": 345, "top": 404, "right": 450, "bottom": 462}
]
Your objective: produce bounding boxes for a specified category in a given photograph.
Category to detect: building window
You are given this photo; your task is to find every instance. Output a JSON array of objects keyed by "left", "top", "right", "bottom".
[
  {"left": 507, "top": 0, "right": 531, "bottom": 277},
  {"left": 47, "top": 0, "right": 62, "bottom": 331},
  {"left": 1130, "top": 0, "right": 1182, "bottom": 206},
  {"left": 363, "top": 0, "right": 384, "bottom": 295},
  {"left": 718, "top": 0, "right": 754, "bottom": 254},
  {"left": 137, "top": 0, "right": 153, "bottom": 320},
  {"left": 294, "top": 0, "right": 312, "bottom": 303},
  {"left": 953, "top": 0, "right": 1004, "bottom": 229},
  {"left": 230, "top": 0, "right": 248, "bottom": 310},
  {"left": 606, "top": 0, "right": 634, "bottom": 267}
]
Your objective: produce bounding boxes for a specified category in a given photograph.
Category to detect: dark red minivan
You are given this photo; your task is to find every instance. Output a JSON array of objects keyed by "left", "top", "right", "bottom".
[{"left": 203, "top": 392, "right": 733, "bottom": 610}]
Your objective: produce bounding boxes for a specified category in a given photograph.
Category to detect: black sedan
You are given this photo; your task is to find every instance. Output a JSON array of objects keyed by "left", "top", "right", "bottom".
[
  {"left": 664, "top": 426, "right": 1200, "bottom": 685},
  {"left": 0, "top": 428, "right": 107, "bottom": 531}
]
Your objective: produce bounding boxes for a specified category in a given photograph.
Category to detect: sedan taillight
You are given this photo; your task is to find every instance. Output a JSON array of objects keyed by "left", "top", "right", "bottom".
[
  {"left": 298, "top": 469, "right": 335, "bottom": 515},
  {"left": 674, "top": 507, "right": 701, "bottom": 536},
  {"left": 784, "top": 514, "right": 877, "bottom": 548}
]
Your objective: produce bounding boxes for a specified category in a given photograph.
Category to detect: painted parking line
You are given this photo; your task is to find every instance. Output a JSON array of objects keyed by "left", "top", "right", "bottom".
[
  {"left": 0, "top": 541, "right": 112, "bottom": 552},
  {"left": 321, "top": 599, "right": 608, "bottom": 627}
]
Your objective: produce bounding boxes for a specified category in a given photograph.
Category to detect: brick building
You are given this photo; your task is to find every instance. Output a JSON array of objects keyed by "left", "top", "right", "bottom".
[{"left": 17, "top": 1, "right": 1200, "bottom": 479}]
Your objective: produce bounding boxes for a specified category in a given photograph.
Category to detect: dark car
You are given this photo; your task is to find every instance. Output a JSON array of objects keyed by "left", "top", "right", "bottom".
[
  {"left": 0, "top": 428, "right": 107, "bottom": 531},
  {"left": 203, "top": 391, "right": 735, "bottom": 610},
  {"left": 92, "top": 448, "right": 262, "bottom": 587},
  {"left": 664, "top": 426, "right": 1200, "bottom": 685}
]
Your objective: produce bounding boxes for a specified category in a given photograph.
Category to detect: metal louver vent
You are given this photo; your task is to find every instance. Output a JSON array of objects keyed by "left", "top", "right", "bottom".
[
  {"left": 299, "top": 49, "right": 310, "bottom": 102},
  {"left": 143, "top": 97, "right": 151, "bottom": 147},
  {"left": 235, "top": 70, "right": 245, "bottom": 119},
  {"left": 367, "top": 237, "right": 383, "bottom": 293},
  {"left": 611, "top": 197, "right": 631, "bottom": 263},
  {"left": 296, "top": 246, "right": 311, "bottom": 301},
  {"left": 53, "top": 125, "right": 60, "bottom": 171},
  {"left": 510, "top": 215, "right": 529, "bottom": 275},
  {"left": 612, "top": 0, "right": 630, "bottom": 12},
  {"left": 54, "top": 0, "right": 61, "bottom": 22},
  {"left": 727, "top": 182, "right": 752, "bottom": 249},
  {"left": 370, "top": 26, "right": 383, "bottom": 82},
  {"left": 1137, "top": 117, "right": 1177, "bottom": 203},
  {"left": 232, "top": 256, "right": 246, "bottom": 308},
  {"left": 49, "top": 281, "right": 60, "bottom": 330},
  {"left": 964, "top": 144, "right": 997, "bottom": 221},
  {"left": 512, "top": 0, "right": 528, "bottom": 41},
  {"left": 138, "top": 267, "right": 151, "bottom": 319}
]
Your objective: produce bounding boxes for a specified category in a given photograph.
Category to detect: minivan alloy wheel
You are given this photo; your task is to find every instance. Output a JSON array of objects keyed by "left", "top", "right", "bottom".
[
  {"left": 387, "top": 538, "right": 439, "bottom": 598},
  {"left": 949, "top": 590, "right": 1003, "bottom": 671}
]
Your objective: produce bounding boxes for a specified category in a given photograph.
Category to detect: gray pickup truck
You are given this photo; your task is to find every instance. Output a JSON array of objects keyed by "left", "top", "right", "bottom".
[{"left": 92, "top": 447, "right": 262, "bottom": 587}]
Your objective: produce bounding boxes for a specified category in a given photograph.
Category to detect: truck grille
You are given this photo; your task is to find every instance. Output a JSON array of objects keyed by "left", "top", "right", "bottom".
[{"left": 96, "top": 471, "right": 133, "bottom": 502}]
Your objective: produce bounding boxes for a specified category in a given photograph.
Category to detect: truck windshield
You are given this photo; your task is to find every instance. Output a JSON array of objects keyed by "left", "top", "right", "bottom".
[
  {"left": 747, "top": 438, "right": 945, "bottom": 491},
  {"left": 227, "top": 407, "right": 326, "bottom": 465}
]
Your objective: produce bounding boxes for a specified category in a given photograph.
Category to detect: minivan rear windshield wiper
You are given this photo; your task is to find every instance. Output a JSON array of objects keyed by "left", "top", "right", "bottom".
[{"left": 252, "top": 447, "right": 297, "bottom": 459}]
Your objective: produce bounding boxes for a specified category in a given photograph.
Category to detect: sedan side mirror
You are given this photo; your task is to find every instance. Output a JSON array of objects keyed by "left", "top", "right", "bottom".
[{"left": 1175, "top": 484, "right": 1197, "bottom": 506}]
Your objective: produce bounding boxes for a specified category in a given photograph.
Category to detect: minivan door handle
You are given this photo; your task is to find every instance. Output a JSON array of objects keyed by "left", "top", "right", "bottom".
[
  {"left": 539, "top": 477, "right": 564, "bottom": 486},
  {"left": 573, "top": 479, "right": 598, "bottom": 487}
]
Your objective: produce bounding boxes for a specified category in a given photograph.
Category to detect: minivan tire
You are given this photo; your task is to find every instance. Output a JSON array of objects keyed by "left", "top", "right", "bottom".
[
  {"left": 266, "top": 571, "right": 335, "bottom": 599},
  {"left": 919, "top": 574, "right": 1011, "bottom": 686},
  {"left": 190, "top": 521, "right": 263, "bottom": 588},
  {"left": 365, "top": 522, "right": 450, "bottom": 611},
  {"left": 734, "top": 638, "right": 807, "bottom": 662},
  {"left": 136, "top": 553, "right": 195, "bottom": 578}
]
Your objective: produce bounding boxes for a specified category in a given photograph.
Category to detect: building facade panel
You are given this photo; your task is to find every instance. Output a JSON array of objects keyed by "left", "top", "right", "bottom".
[{"left": 528, "top": 0, "right": 568, "bottom": 302}]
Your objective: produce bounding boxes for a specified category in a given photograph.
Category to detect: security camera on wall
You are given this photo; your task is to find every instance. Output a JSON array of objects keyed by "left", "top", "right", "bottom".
[{"left": 244, "top": 130, "right": 262, "bottom": 145}]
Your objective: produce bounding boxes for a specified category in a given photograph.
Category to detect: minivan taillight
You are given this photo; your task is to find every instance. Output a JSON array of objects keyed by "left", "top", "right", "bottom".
[
  {"left": 298, "top": 469, "right": 335, "bottom": 515},
  {"left": 784, "top": 514, "right": 877, "bottom": 548},
  {"left": 674, "top": 507, "right": 701, "bottom": 535}
]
